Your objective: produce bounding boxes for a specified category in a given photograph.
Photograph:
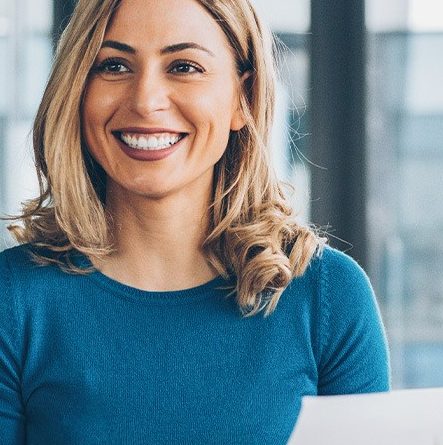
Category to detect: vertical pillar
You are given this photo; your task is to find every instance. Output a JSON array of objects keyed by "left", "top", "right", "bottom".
[
  {"left": 52, "top": 0, "right": 77, "bottom": 47},
  {"left": 310, "top": 0, "right": 367, "bottom": 267}
]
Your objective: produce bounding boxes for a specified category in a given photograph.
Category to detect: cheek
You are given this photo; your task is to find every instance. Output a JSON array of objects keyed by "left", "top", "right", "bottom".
[
  {"left": 81, "top": 99, "right": 107, "bottom": 172},
  {"left": 180, "top": 82, "right": 237, "bottom": 135},
  {"left": 82, "top": 84, "right": 118, "bottom": 156},
  {"left": 82, "top": 81, "right": 120, "bottom": 133}
]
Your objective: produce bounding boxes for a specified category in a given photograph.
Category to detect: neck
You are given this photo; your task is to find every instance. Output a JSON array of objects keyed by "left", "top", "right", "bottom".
[{"left": 94, "top": 182, "right": 217, "bottom": 291}]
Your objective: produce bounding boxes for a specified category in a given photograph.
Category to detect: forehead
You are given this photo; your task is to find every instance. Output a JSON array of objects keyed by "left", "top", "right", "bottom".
[{"left": 106, "top": 0, "right": 232, "bottom": 54}]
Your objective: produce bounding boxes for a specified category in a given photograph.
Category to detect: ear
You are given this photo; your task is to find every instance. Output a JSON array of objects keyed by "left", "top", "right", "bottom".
[{"left": 230, "top": 70, "right": 252, "bottom": 131}]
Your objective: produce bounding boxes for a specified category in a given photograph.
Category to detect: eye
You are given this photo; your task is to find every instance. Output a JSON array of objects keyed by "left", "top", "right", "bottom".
[
  {"left": 92, "top": 58, "right": 130, "bottom": 75},
  {"left": 168, "top": 60, "right": 204, "bottom": 75}
]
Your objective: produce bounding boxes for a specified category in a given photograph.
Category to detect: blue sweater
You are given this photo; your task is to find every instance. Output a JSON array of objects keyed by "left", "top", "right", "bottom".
[{"left": 0, "top": 244, "right": 390, "bottom": 444}]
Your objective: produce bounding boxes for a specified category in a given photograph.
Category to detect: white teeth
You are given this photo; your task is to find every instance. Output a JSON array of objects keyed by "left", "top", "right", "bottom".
[
  {"left": 120, "top": 132, "right": 182, "bottom": 150},
  {"left": 148, "top": 136, "right": 158, "bottom": 148}
]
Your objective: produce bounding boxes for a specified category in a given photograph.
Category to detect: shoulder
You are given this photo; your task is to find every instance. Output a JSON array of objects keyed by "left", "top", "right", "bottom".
[
  {"left": 314, "top": 245, "right": 369, "bottom": 281},
  {"left": 0, "top": 243, "right": 68, "bottom": 298},
  {"left": 0, "top": 243, "right": 33, "bottom": 273},
  {"left": 1, "top": 242, "right": 35, "bottom": 260},
  {"left": 307, "top": 247, "right": 391, "bottom": 393},
  {"left": 282, "top": 245, "right": 371, "bottom": 309},
  {"left": 279, "top": 245, "right": 376, "bottom": 337},
  {"left": 0, "top": 245, "right": 37, "bottom": 361},
  {"left": 0, "top": 243, "right": 42, "bottom": 277},
  {"left": 0, "top": 244, "right": 39, "bottom": 303},
  {"left": 307, "top": 245, "right": 373, "bottom": 304},
  {"left": 298, "top": 245, "right": 385, "bottom": 359}
]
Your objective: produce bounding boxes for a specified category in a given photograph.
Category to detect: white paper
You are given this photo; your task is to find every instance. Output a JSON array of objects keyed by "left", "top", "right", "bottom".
[{"left": 288, "top": 388, "right": 443, "bottom": 445}]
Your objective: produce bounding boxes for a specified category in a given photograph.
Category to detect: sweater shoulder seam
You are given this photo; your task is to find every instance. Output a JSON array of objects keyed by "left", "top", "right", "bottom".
[
  {"left": 318, "top": 248, "right": 332, "bottom": 371},
  {"left": 2, "top": 249, "right": 25, "bottom": 394}
]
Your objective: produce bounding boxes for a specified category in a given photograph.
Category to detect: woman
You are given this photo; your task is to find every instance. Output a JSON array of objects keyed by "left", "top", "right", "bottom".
[{"left": 0, "top": 0, "right": 390, "bottom": 443}]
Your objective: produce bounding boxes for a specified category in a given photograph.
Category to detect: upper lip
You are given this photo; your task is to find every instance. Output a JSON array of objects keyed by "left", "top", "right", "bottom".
[{"left": 113, "top": 127, "right": 188, "bottom": 135}]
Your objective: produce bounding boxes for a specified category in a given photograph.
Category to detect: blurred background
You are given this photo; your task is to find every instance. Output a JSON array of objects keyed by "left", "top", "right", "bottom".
[{"left": 0, "top": 0, "right": 442, "bottom": 389}]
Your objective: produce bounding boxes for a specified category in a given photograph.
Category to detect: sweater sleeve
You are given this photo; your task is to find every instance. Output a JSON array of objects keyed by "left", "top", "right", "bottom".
[
  {"left": 317, "top": 247, "right": 391, "bottom": 395},
  {"left": 0, "top": 251, "right": 26, "bottom": 444}
]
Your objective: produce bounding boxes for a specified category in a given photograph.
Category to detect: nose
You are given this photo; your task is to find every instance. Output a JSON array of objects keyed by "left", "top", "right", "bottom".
[{"left": 128, "top": 68, "right": 171, "bottom": 117}]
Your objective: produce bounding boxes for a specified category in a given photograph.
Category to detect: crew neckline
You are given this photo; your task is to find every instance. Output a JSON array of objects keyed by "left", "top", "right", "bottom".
[{"left": 74, "top": 253, "right": 233, "bottom": 304}]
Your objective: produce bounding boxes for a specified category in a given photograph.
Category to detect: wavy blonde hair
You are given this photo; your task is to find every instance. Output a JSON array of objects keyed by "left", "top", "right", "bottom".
[{"left": 8, "top": 0, "right": 325, "bottom": 316}]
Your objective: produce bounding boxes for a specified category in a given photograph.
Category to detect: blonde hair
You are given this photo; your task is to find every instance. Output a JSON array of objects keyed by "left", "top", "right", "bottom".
[{"left": 8, "top": 0, "right": 325, "bottom": 316}]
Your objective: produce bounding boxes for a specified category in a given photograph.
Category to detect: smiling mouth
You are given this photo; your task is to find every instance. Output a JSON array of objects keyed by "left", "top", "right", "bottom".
[{"left": 115, "top": 131, "right": 188, "bottom": 151}]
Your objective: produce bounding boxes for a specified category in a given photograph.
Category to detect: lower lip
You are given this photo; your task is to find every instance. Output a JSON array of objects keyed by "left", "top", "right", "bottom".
[{"left": 115, "top": 135, "right": 187, "bottom": 161}]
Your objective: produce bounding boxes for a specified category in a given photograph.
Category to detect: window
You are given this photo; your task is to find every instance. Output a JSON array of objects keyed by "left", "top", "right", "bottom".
[
  {"left": 253, "top": 0, "right": 312, "bottom": 222},
  {"left": 0, "top": 0, "right": 52, "bottom": 250},
  {"left": 366, "top": 0, "right": 443, "bottom": 387}
]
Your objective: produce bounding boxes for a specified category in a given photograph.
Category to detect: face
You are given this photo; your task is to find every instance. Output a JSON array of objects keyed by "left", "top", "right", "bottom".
[{"left": 82, "top": 0, "right": 246, "bottom": 202}]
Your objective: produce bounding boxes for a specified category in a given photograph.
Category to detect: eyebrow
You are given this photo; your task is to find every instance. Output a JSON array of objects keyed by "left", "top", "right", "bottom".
[
  {"left": 101, "top": 40, "right": 136, "bottom": 54},
  {"left": 160, "top": 42, "right": 215, "bottom": 57},
  {"left": 100, "top": 40, "right": 215, "bottom": 57}
]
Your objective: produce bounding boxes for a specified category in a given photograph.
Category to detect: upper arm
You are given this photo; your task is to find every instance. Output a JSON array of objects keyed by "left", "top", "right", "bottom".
[
  {"left": 0, "top": 251, "right": 26, "bottom": 444},
  {"left": 317, "top": 248, "right": 391, "bottom": 395}
]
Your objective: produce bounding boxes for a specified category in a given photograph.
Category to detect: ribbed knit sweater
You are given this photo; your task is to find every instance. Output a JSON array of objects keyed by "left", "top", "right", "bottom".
[{"left": 0, "top": 244, "right": 390, "bottom": 444}]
